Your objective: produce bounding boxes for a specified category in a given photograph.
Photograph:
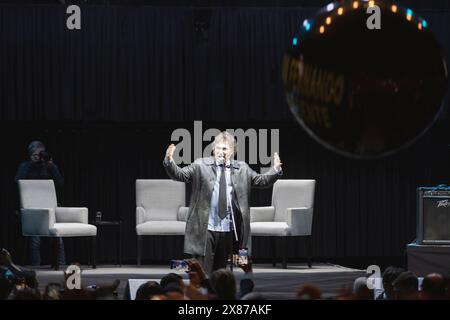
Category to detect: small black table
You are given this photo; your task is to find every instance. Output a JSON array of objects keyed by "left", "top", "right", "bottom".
[{"left": 90, "top": 220, "right": 122, "bottom": 266}]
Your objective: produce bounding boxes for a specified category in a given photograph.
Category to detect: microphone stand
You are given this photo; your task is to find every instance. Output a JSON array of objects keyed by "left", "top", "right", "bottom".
[{"left": 229, "top": 163, "right": 239, "bottom": 272}]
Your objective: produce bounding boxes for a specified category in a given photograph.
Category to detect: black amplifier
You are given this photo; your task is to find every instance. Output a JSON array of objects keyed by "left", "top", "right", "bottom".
[{"left": 417, "top": 187, "right": 450, "bottom": 244}]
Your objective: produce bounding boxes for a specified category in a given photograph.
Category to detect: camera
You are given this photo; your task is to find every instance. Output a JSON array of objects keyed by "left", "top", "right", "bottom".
[{"left": 39, "top": 151, "right": 51, "bottom": 162}]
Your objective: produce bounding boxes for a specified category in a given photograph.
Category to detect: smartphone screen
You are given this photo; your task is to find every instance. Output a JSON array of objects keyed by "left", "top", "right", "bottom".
[
  {"left": 238, "top": 249, "right": 248, "bottom": 265},
  {"left": 232, "top": 248, "right": 248, "bottom": 266},
  {"left": 170, "top": 260, "right": 190, "bottom": 272}
]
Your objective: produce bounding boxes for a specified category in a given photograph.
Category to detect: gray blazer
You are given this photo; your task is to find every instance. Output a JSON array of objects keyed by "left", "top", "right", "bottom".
[{"left": 164, "top": 156, "right": 281, "bottom": 256}]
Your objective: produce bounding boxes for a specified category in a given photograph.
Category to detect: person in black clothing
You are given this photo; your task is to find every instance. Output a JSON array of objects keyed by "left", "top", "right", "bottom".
[
  {"left": 375, "top": 266, "right": 404, "bottom": 300},
  {"left": 15, "top": 141, "right": 66, "bottom": 266},
  {"left": 15, "top": 141, "right": 64, "bottom": 189}
]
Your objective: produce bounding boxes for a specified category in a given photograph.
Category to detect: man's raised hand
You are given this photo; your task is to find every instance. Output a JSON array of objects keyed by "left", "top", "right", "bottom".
[
  {"left": 274, "top": 152, "right": 282, "bottom": 171},
  {"left": 165, "top": 144, "right": 176, "bottom": 161}
]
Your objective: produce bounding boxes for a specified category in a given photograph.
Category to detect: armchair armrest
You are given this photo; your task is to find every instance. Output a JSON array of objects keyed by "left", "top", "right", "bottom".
[
  {"left": 286, "top": 207, "right": 313, "bottom": 236},
  {"left": 55, "top": 207, "right": 88, "bottom": 223},
  {"left": 250, "top": 206, "right": 275, "bottom": 222},
  {"left": 177, "top": 206, "right": 189, "bottom": 222},
  {"left": 21, "top": 208, "right": 55, "bottom": 236},
  {"left": 136, "top": 206, "right": 146, "bottom": 225}
]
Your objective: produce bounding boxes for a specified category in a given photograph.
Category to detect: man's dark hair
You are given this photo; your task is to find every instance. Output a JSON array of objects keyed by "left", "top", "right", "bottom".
[
  {"left": 209, "top": 269, "right": 236, "bottom": 300},
  {"left": 27, "top": 141, "right": 45, "bottom": 155},
  {"left": 392, "top": 271, "right": 418, "bottom": 298},
  {"left": 160, "top": 273, "right": 183, "bottom": 289},
  {"left": 382, "top": 266, "right": 405, "bottom": 286},
  {"left": 135, "top": 281, "right": 164, "bottom": 300},
  {"left": 163, "top": 282, "right": 184, "bottom": 295},
  {"left": 421, "top": 273, "right": 446, "bottom": 298}
]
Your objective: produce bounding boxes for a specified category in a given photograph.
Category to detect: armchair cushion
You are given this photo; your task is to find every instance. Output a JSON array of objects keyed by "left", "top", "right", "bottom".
[
  {"left": 136, "top": 221, "right": 186, "bottom": 236},
  {"left": 286, "top": 207, "right": 313, "bottom": 236},
  {"left": 250, "top": 222, "right": 290, "bottom": 236},
  {"left": 250, "top": 206, "right": 275, "bottom": 222},
  {"left": 50, "top": 223, "right": 97, "bottom": 237},
  {"left": 177, "top": 206, "right": 189, "bottom": 222},
  {"left": 251, "top": 208, "right": 313, "bottom": 237},
  {"left": 21, "top": 208, "right": 55, "bottom": 236},
  {"left": 55, "top": 207, "right": 88, "bottom": 224}
]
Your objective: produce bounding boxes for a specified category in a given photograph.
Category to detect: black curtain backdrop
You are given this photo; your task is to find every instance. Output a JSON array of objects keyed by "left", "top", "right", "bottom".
[
  {"left": 1, "top": 5, "right": 450, "bottom": 268},
  {"left": 0, "top": 6, "right": 317, "bottom": 121}
]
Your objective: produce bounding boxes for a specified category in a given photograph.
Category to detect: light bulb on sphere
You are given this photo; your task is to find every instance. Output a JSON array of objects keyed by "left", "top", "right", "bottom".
[{"left": 283, "top": 0, "right": 448, "bottom": 158}]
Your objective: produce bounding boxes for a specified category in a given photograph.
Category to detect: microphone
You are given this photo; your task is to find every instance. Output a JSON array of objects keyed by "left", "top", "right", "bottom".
[{"left": 216, "top": 157, "right": 225, "bottom": 166}]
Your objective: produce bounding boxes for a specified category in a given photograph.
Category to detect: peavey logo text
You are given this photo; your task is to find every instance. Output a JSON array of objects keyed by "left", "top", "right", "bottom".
[{"left": 437, "top": 200, "right": 450, "bottom": 208}]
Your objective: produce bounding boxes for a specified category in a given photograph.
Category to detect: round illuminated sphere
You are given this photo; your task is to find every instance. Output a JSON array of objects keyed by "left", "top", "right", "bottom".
[{"left": 283, "top": 1, "right": 448, "bottom": 158}]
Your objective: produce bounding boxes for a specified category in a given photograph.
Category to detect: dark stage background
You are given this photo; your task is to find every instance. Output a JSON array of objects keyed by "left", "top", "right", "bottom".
[{"left": 0, "top": 4, "right": 450, "bottom": 269}]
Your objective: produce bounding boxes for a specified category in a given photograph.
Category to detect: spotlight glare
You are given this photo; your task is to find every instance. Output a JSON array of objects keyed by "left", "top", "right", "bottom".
[
  {"left": 406, "top": 9, "right": 413, "bottom": 21},
  {"left": 353, "top": 1, "right": 359, "bottom": 9},
  {"left": 319, "top": 25, "right": 325, "bottom": 34},
  {"left": 337, "top": 7, "right": 344, "bottom": 15},
  {"left": 326, "top": 17, "right": 332, "bottom": 25},
  {"left": 326, "top": 3, "right": 335, "bottom": 11},
  {"left": 391, "top": 5, "right": 397, "bottom": 13},
  {"left": 292, "top": 37, "right": 298, "bottom": 46},
  {"left": 305, "top": 22, "right": 311, "bottom": 31}
]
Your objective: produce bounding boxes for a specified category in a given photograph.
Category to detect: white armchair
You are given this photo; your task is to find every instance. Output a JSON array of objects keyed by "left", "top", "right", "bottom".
[
  {"left": 250, "top": 179, "right": 316, "bottom": 269},
  {"left": 18, "top": 180, "right": 97, "bottom": 270},
  {"left": 135, "top": 179, "right": 188, "bottom": 266}
]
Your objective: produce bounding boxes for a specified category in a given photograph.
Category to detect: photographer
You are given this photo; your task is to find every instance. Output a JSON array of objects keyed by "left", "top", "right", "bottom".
[
  {"left": 15, "top": 141, "right": 64, "bottom": 189},
  {"left": 15, "top": 141, "right": 65, "bottom": 267}
]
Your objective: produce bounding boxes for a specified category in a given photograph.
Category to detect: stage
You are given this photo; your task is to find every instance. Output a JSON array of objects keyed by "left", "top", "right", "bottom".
[
  {"left": 31, "top": 263, "right": 365, "bottom": 299},
  {"left": 407, "top": 243, "right": 450, "bottom": 277}
]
